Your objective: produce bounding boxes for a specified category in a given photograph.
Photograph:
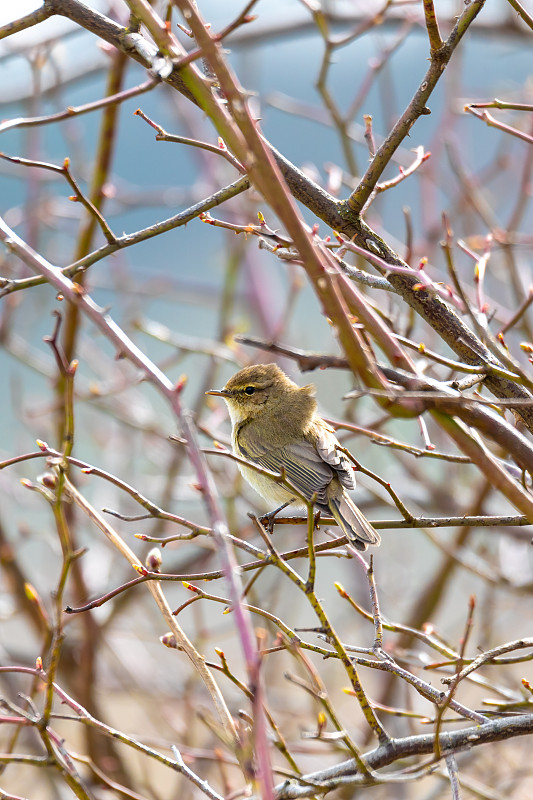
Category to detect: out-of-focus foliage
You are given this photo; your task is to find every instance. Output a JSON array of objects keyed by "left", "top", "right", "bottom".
[{"left": 1, "top": 1, "right": 533, "bottom": 798}]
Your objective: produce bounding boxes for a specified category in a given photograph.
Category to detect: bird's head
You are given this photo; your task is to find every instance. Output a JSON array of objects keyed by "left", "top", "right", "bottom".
[{"left": 206, "top": 363, "right": 314, "bottom": 426}]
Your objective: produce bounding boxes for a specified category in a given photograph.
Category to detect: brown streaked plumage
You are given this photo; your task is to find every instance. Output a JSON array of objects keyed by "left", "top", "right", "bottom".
[{"left": 206, "top": 363, "right": 380, "bottom": 551}]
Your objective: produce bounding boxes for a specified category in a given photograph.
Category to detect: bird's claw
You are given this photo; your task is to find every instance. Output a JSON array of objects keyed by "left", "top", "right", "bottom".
[{"left": 260, "top": 500, "right": 292, "bottom": 533}]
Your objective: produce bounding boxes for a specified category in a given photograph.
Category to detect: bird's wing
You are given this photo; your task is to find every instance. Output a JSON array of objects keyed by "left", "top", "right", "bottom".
[
  {"left": 237, "top": 431, "right": 334, "bottom": 504},
  {"left": 314, "top": 423, "right": 356, "bottom": 491}
]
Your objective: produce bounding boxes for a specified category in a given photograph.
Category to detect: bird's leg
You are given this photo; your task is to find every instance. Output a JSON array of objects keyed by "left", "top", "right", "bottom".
[{"left": 260, "top": 500, "right": 293, "bottom": 533}]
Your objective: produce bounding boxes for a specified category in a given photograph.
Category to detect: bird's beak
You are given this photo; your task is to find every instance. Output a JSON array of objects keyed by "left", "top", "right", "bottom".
[{"left": 205, "top": 388, "right": 229, "bottom": 397}]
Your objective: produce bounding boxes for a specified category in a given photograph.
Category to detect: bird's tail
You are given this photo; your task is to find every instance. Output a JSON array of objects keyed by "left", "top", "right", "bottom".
[{"left": 328, "top": 493, "right": 381, "bottom": 551}]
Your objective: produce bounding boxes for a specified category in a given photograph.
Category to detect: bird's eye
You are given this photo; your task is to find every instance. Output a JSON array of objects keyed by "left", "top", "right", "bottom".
[{"left": 244, "top": 386, "right": 255, "bottom": 395}]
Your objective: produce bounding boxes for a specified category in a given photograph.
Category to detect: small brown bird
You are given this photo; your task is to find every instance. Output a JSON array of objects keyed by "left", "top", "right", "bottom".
[{"left": 206, "top": 363, "right": 380, "bottom": 551}]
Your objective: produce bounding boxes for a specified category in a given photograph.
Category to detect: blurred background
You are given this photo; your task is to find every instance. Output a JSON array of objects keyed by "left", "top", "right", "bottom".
[{"left": 1, "top": 1, "right": 533, "bottom": 797}]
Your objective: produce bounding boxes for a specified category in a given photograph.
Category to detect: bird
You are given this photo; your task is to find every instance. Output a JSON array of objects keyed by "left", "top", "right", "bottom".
[{"left": 206, "top": 363, "right": 380, "bottom": 551}]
